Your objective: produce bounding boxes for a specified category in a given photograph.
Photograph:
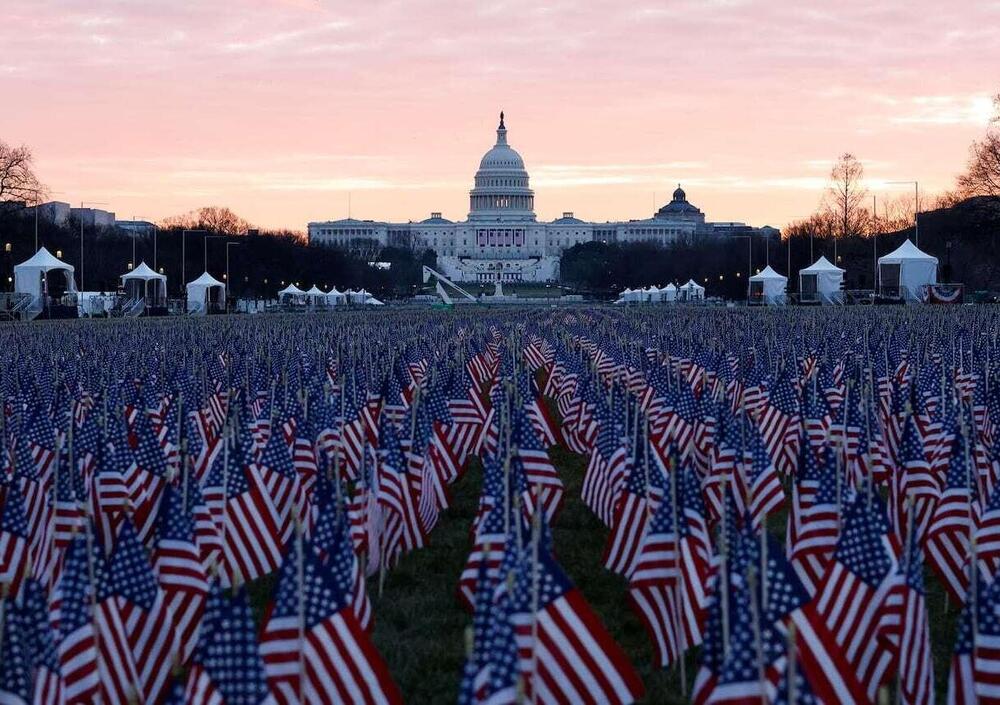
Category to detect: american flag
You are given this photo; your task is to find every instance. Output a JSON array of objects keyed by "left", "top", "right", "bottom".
[
  {"left": 513, "top": 408, "right": 563, "bottom": 522},
  {"left": 883, "top": 531, "right": 934, "bottom": 705},
  {"left": 54, "top": 534, "right": 101, "bottom": 705},
  {"left": 261, "top": 540, "right": 403, "bottom": 705},
  {"left": 185, "top": 584, "right": 277, "bottom": 705},
  {"left": 0, "top": 480, "right": 30, "bottom": 596},
  {"left": 926, "top": 432, "right": 975, "bottom": 603},
  {"left": 602, "top": 438, "right": 652, "bottom": 578},
  {"left": 104, "top": 520, "right": 180, "bottom": 704},
  {"left": 811, "top": 495, "right": 898, "bottom": 702},
  {"left": 311, "top": 475, "right": 372, "bottom": 631},
  {"left": 219, "top": 436, "right": 288, "bottom": 585},
  {"left": 947, "top": 571, "right": 995, "bottom": 705},
  {"left": 152, "top": 483, "right": 209, "bottom": 664},
  {"left": 628, "top": 475, "right": 687, "bottom": 667},
  {"left": 509, "top": 548, "right": 644, "bottom": 704},
  {"left": 376, "top": 420, "right": 424, "bottom": 568},
  {"left": 757, "top": 375, "right": 801, "bottom": 478},
  {"left": 11, "top": 578, "right": 62, "bottom": 705}
]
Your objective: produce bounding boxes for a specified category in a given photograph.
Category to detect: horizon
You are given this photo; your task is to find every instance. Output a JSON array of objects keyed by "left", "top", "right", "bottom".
[{"left": 3, "top": 0, "right": 998, "bottom": 231}]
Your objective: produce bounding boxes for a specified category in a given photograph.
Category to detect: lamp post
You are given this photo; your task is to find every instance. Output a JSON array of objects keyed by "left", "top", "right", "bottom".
[
  {"left": 226, "top": 242, "right": 240, "bottom": 313},
  {"left": 181, "top": 229, "right": 207, "bottom": 297},
  {"left": 887, "top": 180, "right": 920, "bottom": 246},
  {"left": 79, "top": 201, "right": 107, "bottom": 291}
]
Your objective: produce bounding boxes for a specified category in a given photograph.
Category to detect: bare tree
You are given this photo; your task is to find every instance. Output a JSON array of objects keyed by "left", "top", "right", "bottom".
[
  {"left": 0, "top": 141, "right": 44, "bottom": 203},
  {"left": 161, "top": 206, "right": 252, "bottom": 235},
  {"left": 957, "top": 95, "right": 1000, "bottom": 198},
  {"left": 826, "top": 153, "right": 869, "bottom": 240}
]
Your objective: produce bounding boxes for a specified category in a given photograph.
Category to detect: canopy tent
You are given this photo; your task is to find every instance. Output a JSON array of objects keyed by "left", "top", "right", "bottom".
[
  {"left": 121, "top": 262, "right": 167, "bottom": 305},
  {"left": 186, "top": 272, "right": 225, "bottom": 314},
  {"left": 642, "top": 286, "right": 663, "bottom": 302},
  {"left": 305, "top": 285, "right": 328, "bottom": 304},
  {"left": 14, "top": 247, "right": 76, "bottom": 305},
  {"left": 662, "top": 283, "right": 678, "bottom": 302},
  {"left": 278, "top": 283, "right": 306, "bottom": 304},
  {"left": 748, "top": 266, "right": 787, "bottom": 305},
  {"left": 799, "top": 256, "right": 845, "bottom": 303},
  {"left": 878, "top": 240, "right": 937, "bottom": 301},
  {"left": 326, "top": 287, "right": 347, "bottom": 305},
  {"left": 678, "top": 279, "right": 706, "bottom": 302},
  {"left": 364, "top": 295, "right": 385, "bottom": 306}
]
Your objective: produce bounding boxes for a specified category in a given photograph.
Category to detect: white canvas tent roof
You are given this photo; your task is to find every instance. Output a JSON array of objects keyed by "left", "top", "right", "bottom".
[
  {"left": 121, "top": 261, "right": 166, "bottom": 304},
  {"left": 278, "top": 284, "right": 305, "bottom": 296},
  {"left": 186, "top": 272, "right": 225, "bottom": 314},
  {"left": 14, "top": 247, "right": 77, "bottom": 303},
  {"left": 877, "top": 239, "right": 938, "bottom": 265},
  {"left": 121, "top": 261, "right": 165, "bottom": 282},
  {"left": 749, "top": 266, "right": 787, "bottom": 305},
  {"left": 799, "top": 256, "right": 845, "bottom": 302},
  {"left": 878, "top": 240, "right": 937, "bottom": 301},
  {"left": 306, "top": 285, "right": 326, "bottom": 297},
  {"left": 799, "top": 255, "right": 845, "bottom": 274},
  {"left": 749, "top": 266, "right": 787, "bottom": 282},
  {"left": 684, "top": 279, "right": 706, "bottom": 291}
]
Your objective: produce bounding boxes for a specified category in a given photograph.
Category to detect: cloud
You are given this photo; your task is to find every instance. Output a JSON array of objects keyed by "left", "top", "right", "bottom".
[{"left": 888, "top": 95, "right": 996, "bottom": 126}]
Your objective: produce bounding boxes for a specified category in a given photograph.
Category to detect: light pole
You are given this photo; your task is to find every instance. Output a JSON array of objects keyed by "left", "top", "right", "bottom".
[
  {"left": 79, "top": 201, "right": 107, "bottom": 291},
  {"left": 181, "top": 229, "right": 207, "bottom": 297},
  {"left": 226, "top": 242, "right": 240, "bottom": 313},
  {"left": 887, "top": 180, "right": 920, "bottom": 246}
]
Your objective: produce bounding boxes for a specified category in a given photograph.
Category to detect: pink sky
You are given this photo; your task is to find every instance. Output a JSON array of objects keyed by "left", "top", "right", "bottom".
[{"left": 2, "top": 0, "right": 998, "bottom": 231}]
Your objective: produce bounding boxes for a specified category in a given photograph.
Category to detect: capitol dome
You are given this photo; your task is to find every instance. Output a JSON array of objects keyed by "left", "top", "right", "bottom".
[{"left": 469, "top": 112, "right": 535, "bottom": 222}]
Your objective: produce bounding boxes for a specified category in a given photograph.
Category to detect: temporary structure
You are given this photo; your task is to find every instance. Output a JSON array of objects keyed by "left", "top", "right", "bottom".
[
  {"left": 877, "top": 240, "right": 937, "bottom": 301},
  {"left": 278, "top": 283, "right": 306, "bottom": 304},
  {"left": 798, "top": 256, "right": 845, "bottom": 304},
  {"left": 327, "top": 287, "right": 346, "bottom": 306},
  {"left": 305, "top": 285, "right": 328, "bottom": 305},
  {"left": 678, "top": 279, "right": 706, "bottom": 302},
  {"left": 121, "top": 262, "right": 167, "bottom": 305},
  {"left": 14, "top": 247, "right": 76, "bottom": 306},
  {"left": 662, "top": 283, "right": 677, "bottom": 302},
  {"left": 748, "top": 266, "right": 787, "bottom": 305},
  {"left": 186, "top": 272, "right": 226, "bottom": 314}
]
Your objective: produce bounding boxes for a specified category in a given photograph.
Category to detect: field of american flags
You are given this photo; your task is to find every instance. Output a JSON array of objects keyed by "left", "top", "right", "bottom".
[{"left": 3, "top": 306, "right": 997, "bottom": 704}]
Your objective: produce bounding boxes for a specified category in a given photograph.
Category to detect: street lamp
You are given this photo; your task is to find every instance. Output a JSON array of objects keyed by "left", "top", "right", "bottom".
[{"left": 887, "top": 181, "right": 920, "bottom": 246}]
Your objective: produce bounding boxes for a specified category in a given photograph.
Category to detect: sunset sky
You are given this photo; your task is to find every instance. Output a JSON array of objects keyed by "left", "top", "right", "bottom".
[{"left": 3, "top": 0, "right": 998, "bottom": 231}]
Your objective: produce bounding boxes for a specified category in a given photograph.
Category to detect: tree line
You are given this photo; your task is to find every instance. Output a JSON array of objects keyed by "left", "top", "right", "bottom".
[{"left": 0, "top": 205, "right": 435, "bottom": 299}]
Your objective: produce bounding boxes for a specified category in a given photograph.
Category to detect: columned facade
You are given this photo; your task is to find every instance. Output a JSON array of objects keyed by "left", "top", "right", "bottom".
[{"left": 308, "top": 113, "right": 778, "bottom": 282}]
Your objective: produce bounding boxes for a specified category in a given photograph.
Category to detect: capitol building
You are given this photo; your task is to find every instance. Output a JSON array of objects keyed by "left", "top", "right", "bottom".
[{"left": 308, "top": 113, "right": 777, "bottom": 283}]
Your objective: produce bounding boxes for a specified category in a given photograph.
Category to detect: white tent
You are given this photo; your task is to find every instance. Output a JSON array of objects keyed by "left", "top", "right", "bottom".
[
  {"left": 620, "top": 287, "right": 644, "bottom": 303},
  {"left": 748, "top": 266, "right": 787, "bottom": 305},
  {"left": 677, "top": 279, "right": 705, "bottom": 302},
  {"left": 878, "top": 240, "right": 937, "bottom": 301},
  {"left": 121, "top": 261, "right": 167, "bottom": 305},
  {"left": 799, "top": 256, "right": 845, "bottom": 303},
  {"left": 14, "top": 247, "right": 76, "bottom": 305},
  {"left": 364, "top": 295, "right": 385, "bottom": 306},
  {"left": 643, "top": 286, "right": 662, "bottom": 302},
  {"left": 305, "top": 285, "right": 328, "bottom": 305},
  {"left": 327, "top": 287, "right": 346, "bottom": 306},
  {"left": 662, "top": 283, "right": 677, "bottom": 302},
  {"left": 278, "top": 283, "right": 306, "bottom": 304},
  {"left": 186, "top": 272, "right": 226, "bottom": 314}
]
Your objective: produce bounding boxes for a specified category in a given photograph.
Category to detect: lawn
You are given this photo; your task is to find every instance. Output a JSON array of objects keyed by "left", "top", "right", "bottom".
[{"left": 248, "top": 447, "right": 962, "bottom": 704}]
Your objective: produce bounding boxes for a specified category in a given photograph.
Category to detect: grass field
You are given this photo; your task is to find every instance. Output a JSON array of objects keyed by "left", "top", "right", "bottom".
[{"left": 248, "top": 446, "right": 963, "bottom": 704}]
